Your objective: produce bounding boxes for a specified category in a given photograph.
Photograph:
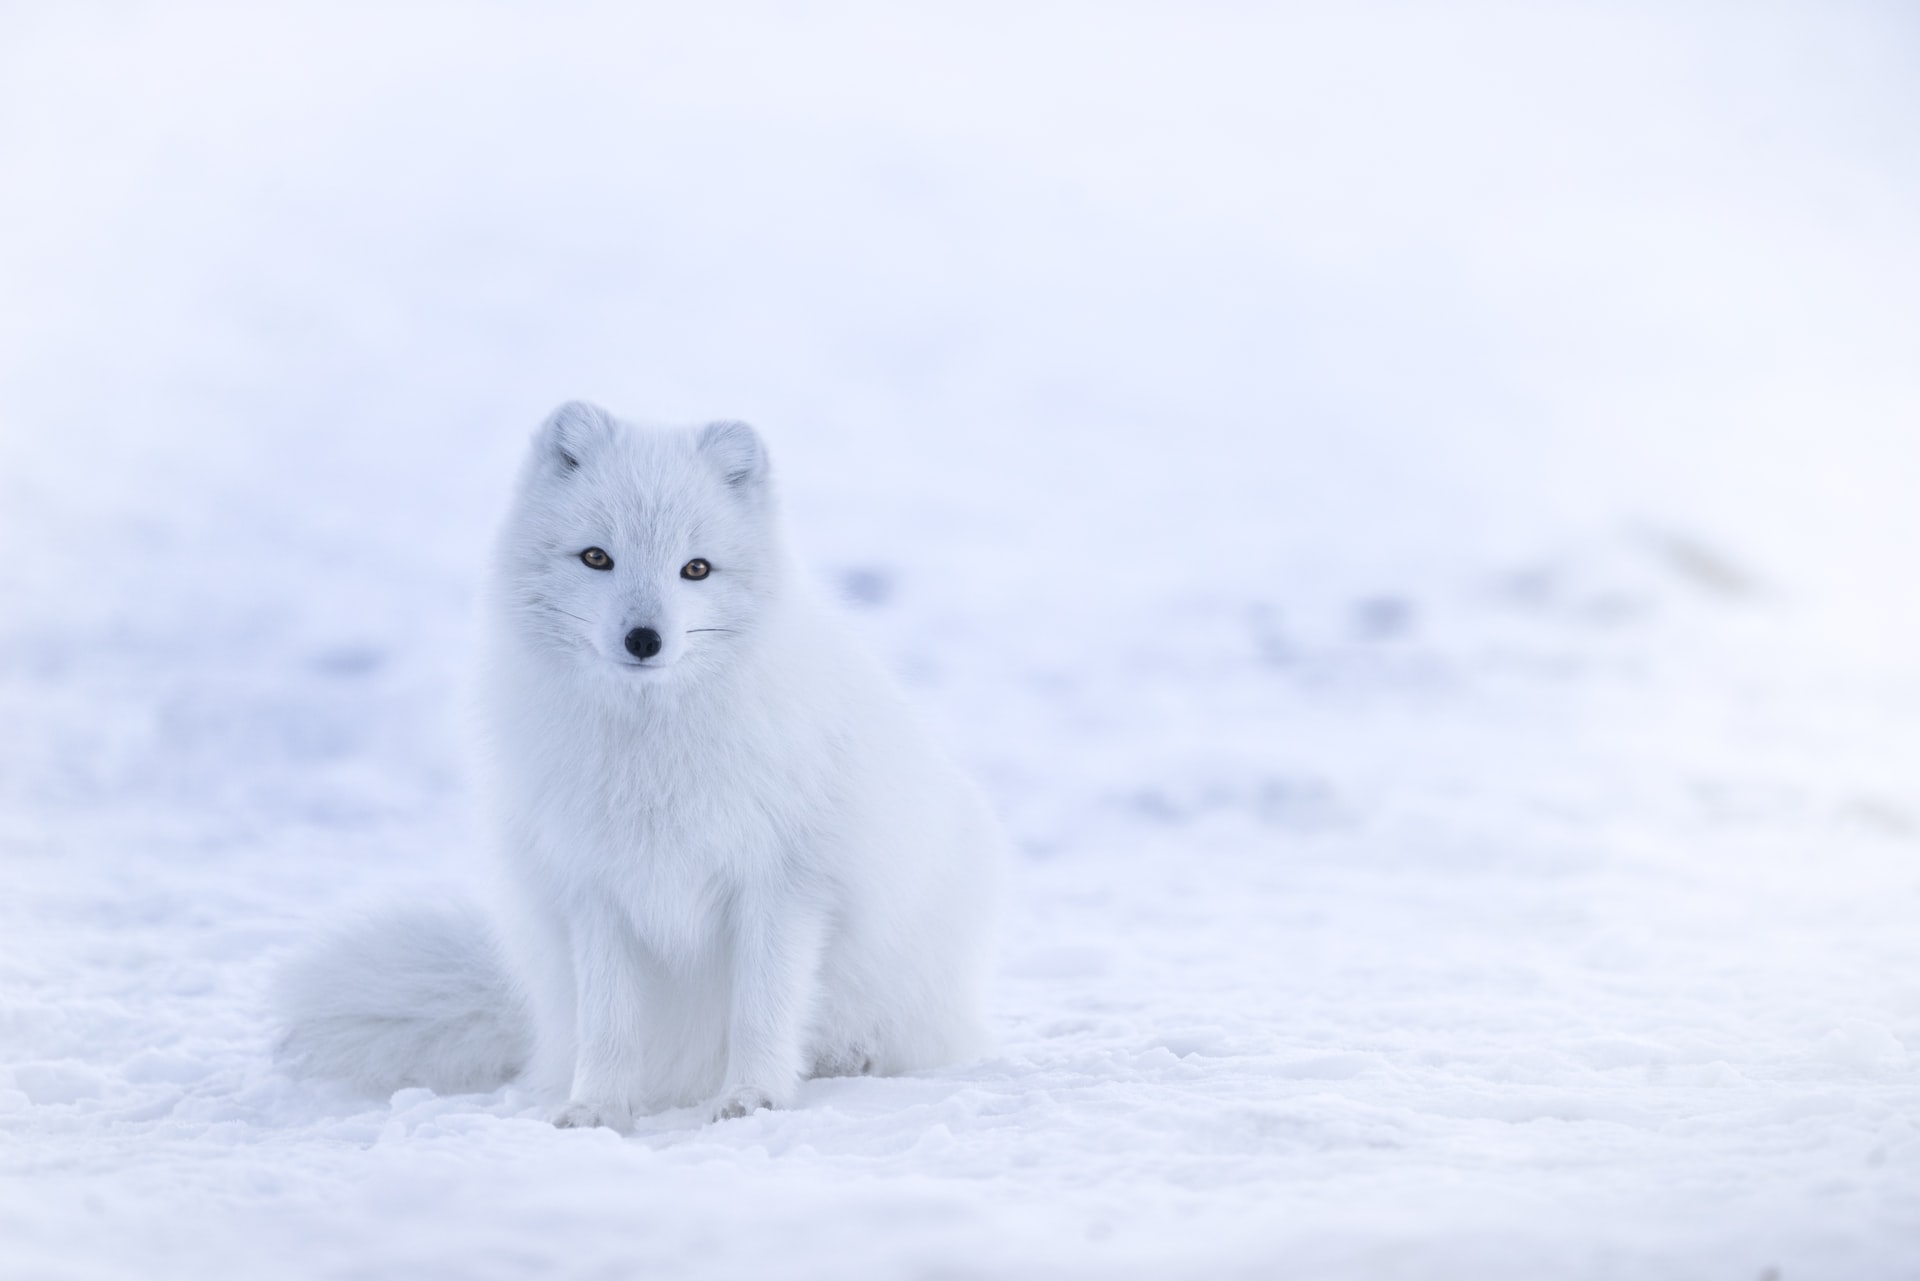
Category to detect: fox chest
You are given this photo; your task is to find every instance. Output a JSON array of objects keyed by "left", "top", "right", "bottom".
[
  {"left": 536, "top": 757, "right": 808, "bottom": 958},
  {"left": 504, "top": 688, "right": 841, "bottom": 950}
]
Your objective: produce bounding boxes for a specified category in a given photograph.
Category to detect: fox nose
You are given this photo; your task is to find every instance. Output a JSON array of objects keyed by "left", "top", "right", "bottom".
[{"left": 624, "top": 627, "right": 662, "bottom": 660}]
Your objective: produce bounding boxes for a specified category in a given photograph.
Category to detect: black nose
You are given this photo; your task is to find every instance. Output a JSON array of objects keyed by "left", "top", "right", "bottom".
[{"left": 624, "top": 627, "right": 662, "bottom": 660}]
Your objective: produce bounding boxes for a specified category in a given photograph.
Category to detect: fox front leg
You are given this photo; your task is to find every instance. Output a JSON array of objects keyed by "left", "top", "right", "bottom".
[
  {"left": 711, "top": 891, "right": 828, "bottom": 1122},
  {"left": 552, "top": 900, "right": 651, "bottom": 1133}
]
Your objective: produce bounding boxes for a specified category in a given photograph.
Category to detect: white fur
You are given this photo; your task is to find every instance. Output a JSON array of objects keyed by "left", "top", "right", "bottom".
[
  {"left": 275, "top": 903, "right": 528, "bottom": 1096},
  {"left": 276, "top": 403, "right": 1003, "bottom": 1128}
]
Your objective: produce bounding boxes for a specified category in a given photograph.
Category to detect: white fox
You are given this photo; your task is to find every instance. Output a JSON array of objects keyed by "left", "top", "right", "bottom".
[{"left": 277, "top": 403, "right": 1003, "bottom": 1128}]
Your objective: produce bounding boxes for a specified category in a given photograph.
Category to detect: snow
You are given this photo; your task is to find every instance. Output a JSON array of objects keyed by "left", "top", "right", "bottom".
[{"left": 3, "top": 3, "right": 1919, "bottom": 1277}]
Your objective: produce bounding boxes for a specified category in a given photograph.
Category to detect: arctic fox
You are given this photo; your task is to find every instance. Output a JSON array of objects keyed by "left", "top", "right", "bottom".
[{"left": 277, "top": 403, "right": 1003, "bottom": 1128}]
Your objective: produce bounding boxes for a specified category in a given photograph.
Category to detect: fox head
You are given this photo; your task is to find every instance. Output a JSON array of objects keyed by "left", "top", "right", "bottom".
[{"left": 493, "top": 402, "right": 782, "bottom": 682}]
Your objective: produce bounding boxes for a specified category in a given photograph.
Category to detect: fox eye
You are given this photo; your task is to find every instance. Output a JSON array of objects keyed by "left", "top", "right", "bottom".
[
  {"left": 580, "top": 547, "right": 613, "bottom": 571},
  {"left": 681, "top": 558, "right": 711, "bottom": 581}
]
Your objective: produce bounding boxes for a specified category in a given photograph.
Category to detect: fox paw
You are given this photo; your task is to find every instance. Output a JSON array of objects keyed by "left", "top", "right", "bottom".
[
  {"left": 710, "top": 1087, "right": 775, "bottom": 1122},
  {"left": 552, "top": 1100, "right": 633, "bottom": 1133}
]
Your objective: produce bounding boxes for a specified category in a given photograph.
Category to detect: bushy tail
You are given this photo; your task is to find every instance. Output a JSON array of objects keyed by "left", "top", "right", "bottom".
[{"left": 274, "top": 903, "right": 530, "bottom": 1097}]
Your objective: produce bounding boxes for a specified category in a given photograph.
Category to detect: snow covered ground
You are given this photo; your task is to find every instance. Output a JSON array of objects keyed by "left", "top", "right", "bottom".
[{"left": 3, "top": 4, "right": 1919, "bottom": 1277}]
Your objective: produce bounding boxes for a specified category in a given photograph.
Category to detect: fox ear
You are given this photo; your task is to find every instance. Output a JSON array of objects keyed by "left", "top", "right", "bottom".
[
  {"left": 697, "top": 420, "right": 768, "bottom": 493},
  {"left": 535, "top": 401, "right": 614, "bottom": 473}
]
